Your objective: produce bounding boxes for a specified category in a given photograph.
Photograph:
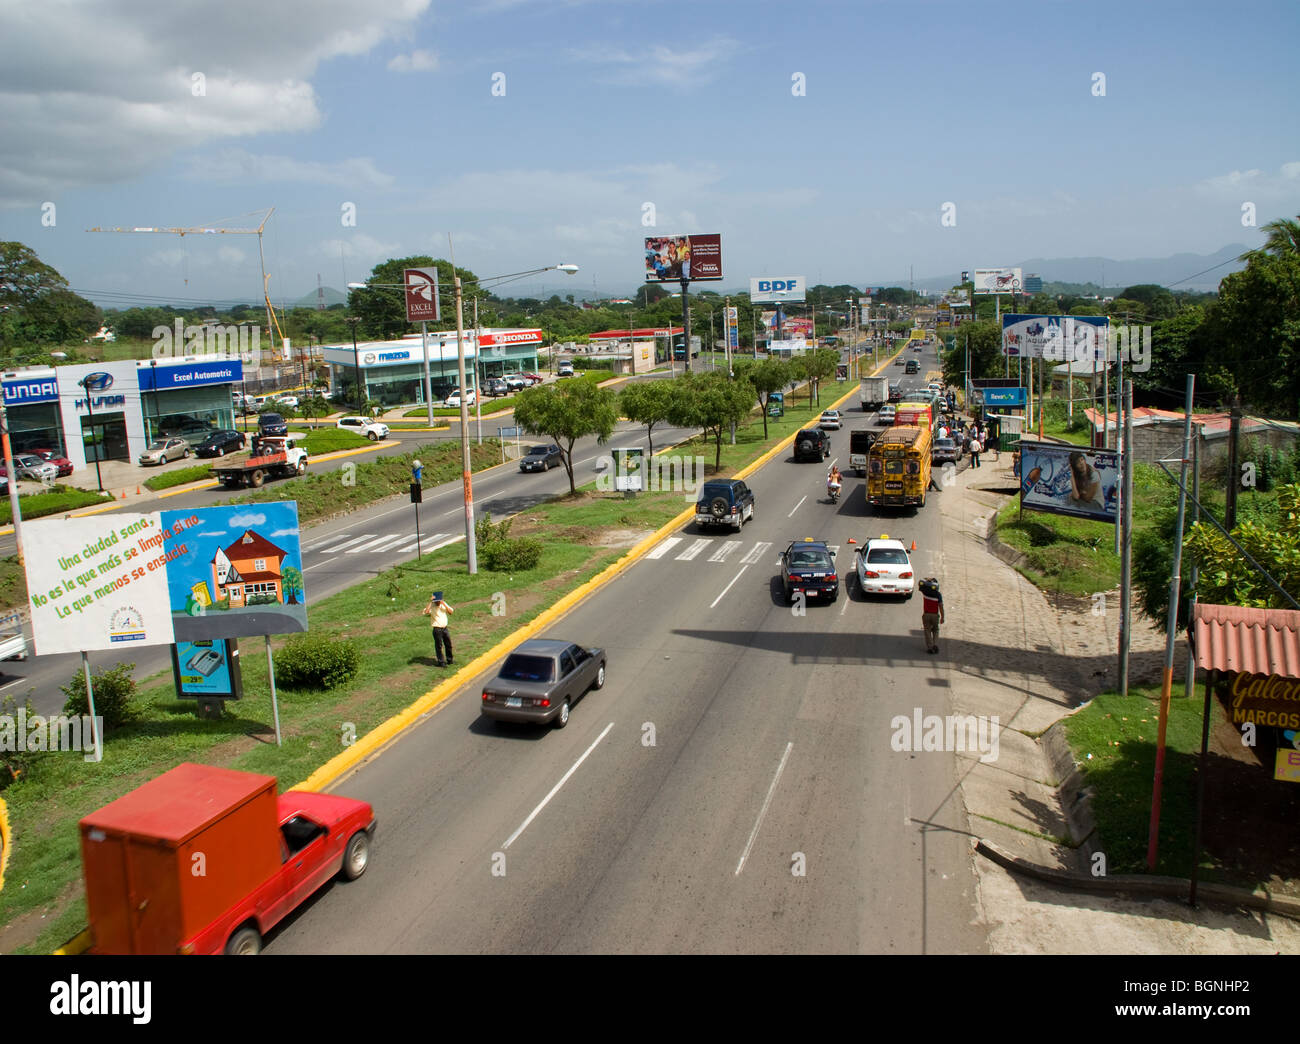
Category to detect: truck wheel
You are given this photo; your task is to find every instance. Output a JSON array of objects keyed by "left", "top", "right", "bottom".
[
  {"left": 342, "top": 831, "right": 370, "bottom": 880},
  {"left": 225, "top": 925, "right": 261, "bottom": 955},
  {"left": 368, "top": 431, "right": 378, "bottom": 441},
  {"left": 296, "top": 459, "right": 307, "bottom": 474},
  {"left": 250, "top": 469, "right": 265, "bottom": 488}
]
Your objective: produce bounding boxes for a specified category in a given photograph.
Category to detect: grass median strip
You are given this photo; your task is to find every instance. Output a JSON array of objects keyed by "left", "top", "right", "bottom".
[
  {"left": 0, "top": 488, "right": 113, "bottom": 525},
  {"left": 0, "top": 379, "right": 839, "bottom": 953}
]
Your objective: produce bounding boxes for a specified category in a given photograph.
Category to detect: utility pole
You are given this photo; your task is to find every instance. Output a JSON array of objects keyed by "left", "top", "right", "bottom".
[
  {"left": 1147, "top": 374, "right": 1195, "bottom": 870},
  {"left": 1119, "top": 380, "right": 1134, "bottom": 695},
  {"left": 1225, "top": 396, "right": 1242, "bottom": 530}
]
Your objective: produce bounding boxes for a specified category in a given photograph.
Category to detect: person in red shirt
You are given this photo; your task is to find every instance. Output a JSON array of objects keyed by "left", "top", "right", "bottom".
[{"left": 920, "top": 578, "right": 944, "bottom": 654}]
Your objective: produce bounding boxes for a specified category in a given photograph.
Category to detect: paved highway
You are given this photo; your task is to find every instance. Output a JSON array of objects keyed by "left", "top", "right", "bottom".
[
  {"left": 267, "top": 341, "right": 988, "bottom": 953},
  {"left": 2, "top": 416, "right": 701, "bottom": 715}
]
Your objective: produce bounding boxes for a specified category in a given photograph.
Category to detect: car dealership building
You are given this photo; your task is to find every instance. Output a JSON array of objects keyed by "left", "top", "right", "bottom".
[
  {"left": 321, "top": 329, "right": 543, "bottom": 406},
  {"left": 1, "top": 357, "right": 242, "bottom": 474}
]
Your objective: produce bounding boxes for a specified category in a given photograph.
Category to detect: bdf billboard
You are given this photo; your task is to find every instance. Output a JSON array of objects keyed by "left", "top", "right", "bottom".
[{"left": 749, "top": 277, "right": 807, "bottom": 303}]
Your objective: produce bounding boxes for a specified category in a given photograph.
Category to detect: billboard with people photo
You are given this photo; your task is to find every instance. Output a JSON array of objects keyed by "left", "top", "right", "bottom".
[
  {"left": 1016, "top": 440, "right": 1118, "bottom": 524},
  {"left": 644, "top": 234, "right": 723, "bottom": 282}
]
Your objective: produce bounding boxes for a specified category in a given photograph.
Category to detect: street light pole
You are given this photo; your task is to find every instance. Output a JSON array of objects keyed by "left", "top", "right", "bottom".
[
  {"left": 345, "top": 316, "right": 362, "bottom": 413},
  {"left": 454, "top": 275, "right": 477, "bottom": 574}
]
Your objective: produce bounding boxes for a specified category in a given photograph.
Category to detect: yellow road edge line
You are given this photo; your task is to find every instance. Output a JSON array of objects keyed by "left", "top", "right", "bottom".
[{"left": 0, "top": 795, "right": 9, "bottom": 894}]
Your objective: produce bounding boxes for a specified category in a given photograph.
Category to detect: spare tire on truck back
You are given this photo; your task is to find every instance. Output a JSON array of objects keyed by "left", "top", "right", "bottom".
[{"left": 709, "top": 497, "right": 728, "bottom": 518}]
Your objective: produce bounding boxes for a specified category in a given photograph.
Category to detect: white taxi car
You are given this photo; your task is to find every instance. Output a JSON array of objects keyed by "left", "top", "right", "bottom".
[{"left": 855, "top": 535, "right": 915, "bottom": 598}]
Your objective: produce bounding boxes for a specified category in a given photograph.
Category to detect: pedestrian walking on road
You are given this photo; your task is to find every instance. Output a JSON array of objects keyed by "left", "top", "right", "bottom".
[
  {"left": 920, "top": 578, "right": 944, "bottom": 654},
  {"left": 969, "top": 436, "right": 982, "bottom": 468},
  {"left": 422, "top": 590, "right": 455, "bottom": 667}
]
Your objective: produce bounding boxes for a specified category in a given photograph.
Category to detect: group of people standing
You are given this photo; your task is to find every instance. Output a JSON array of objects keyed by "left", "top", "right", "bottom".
[{"left": 936, "top": 415, "right": 997, "bottom": 469}]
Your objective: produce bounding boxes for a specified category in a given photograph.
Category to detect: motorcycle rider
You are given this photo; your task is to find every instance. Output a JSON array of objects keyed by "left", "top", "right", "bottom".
[{"left": 827, "top": 464, "right": 843, "bottom": 501}]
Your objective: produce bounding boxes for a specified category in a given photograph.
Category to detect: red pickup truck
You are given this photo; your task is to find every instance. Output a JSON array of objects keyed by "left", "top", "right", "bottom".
[{"left": 80, "top": 762, "right": 376, "bottom": 954}]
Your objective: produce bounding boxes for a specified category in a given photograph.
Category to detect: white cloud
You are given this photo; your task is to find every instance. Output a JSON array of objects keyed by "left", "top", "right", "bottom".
[
  {"left": 0, "top": 0, "right": 430, "bottom": 206},
  {"left": 228, "top": 512, "right": 269, "bottom": 528},
  {"left": 1195, "top": 161, "right": 1300, "bottom": 196},
  {"left": 270, "top": 528, "right": 298, "bottom": 537},
  {"left": 388, "top": 49, "right": 439, "bottom": 72},
  {"left": 187, "top": 148, "right": 395, "bottom": 190},
  {"left": 218, "top": 246, "right": 247, "bottom": 266},
  {"left": 569, "top": 37, "right": 742, "bottom": 87}
]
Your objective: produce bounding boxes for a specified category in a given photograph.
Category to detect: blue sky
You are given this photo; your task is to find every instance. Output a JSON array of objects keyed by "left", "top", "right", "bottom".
[{"left": 1, "top": 0, "right": 1296, "bottom": 308}]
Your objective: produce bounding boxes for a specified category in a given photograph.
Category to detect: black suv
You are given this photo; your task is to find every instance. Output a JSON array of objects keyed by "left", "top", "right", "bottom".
[
  {"left": 780, "top": 539, "right": 838, "bottom": 603},
  {"left": 258, "top": 413, "right": 288, "bottom": 437},
  {"left": 793, "top": 428, "right": 830, "bottom": 462},
  {"left": 695, "top": 478, "right": 754, "bottom": 532}
]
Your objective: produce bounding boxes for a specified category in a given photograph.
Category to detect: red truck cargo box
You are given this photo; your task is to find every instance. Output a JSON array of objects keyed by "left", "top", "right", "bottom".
[{"left": 80, "top": 763, "right": 281, "bottom": 954}]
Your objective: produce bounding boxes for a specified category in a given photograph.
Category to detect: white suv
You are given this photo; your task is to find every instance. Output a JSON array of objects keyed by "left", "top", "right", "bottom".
[{"left": 337, "top": 416, "right": 390, "bottom": 441}]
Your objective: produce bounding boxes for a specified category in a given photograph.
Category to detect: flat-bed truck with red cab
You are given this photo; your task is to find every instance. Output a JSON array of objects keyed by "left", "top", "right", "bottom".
[
  {"left": 211, "top": 435, "right": 308, "bottom": 488},
  {"left": 79, "top": 762, "right": 376, "bottom": 954}
]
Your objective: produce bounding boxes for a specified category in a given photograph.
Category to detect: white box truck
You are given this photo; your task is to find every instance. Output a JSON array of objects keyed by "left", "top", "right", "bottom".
[{"left": 860, "top": 375, "right": 890, "bottom": 411}]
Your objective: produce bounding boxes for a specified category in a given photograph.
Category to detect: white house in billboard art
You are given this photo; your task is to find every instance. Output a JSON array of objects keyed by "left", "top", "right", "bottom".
[{"left": 211, "top": 530, "right": 287, "bottom": 608}]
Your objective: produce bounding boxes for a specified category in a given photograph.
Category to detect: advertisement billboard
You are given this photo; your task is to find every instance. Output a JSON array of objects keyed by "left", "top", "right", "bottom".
[
  {"left": 171, "top": 638, "right": 244, "bottom": 700},
  {"left": 973, "top": 268, "right": 1023, "bottom": 295},
  {"left": 1002, "top": 314, "right": 1109, "bottom": 361},
  {"left": 749, "top": 277, "right": 807, "bottom": 303},
  {"left": 644, "top": 234, "right": 723, "bottom": 282},
  {"left": 983, "top": 387, "right": 1027, "bottom": 407},
  {"left": 404, "top": 267, "right": 441, "bottom": 323},
  {"left": 24, "top": 504, "right": 308, "bottom": 655},
  {"left": 1017, "top": 440, "right": 1118, "bottom": 524}
]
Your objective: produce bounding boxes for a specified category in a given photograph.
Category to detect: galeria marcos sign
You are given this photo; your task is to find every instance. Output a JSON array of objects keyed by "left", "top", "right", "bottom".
[{"left": 1229, "top": 672, "right": 1300, "bottom": 729}]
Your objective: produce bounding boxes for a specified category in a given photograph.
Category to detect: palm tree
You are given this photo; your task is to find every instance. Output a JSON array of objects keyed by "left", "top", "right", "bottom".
[{"left": 1240, "top": 215, "right": 1300, "bottom": 262}]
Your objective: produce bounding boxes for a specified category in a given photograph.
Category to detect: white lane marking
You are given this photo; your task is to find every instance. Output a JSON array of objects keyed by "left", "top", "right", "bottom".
[
  {"left": 365, "top": 534, "right": 410, "bottom": 552},
  {"left": 840, "top": 594, "right": 850, "bottom": 616},
  {"left": 709, "top": 564, "right": 750, "bottom": 609},
  {"left": 345, "top": 534, "right": 401, "bottom": 553},
  {"left": 787, "top": 496, "right": 806, "bottom": 517},
  {"left": 0, "top": 678, "right": 23, "bottom": 692},
  {"left": 319, "top": 534, "right": 377, "bottom": 553},
  {"left": 394, "top": 532, "right": 446, "bottom": 552},
  {"left": 707, "top": 541, "right": 742, "bottom": 563},
  {"left": 503, "top": 721, "right": 615, "bottom": 850},
  {"left": 736, "top": 741, "right": 794, "bottom": 876},
  {"left": 739, "top": 541, "right": 771, "bottom": 565},
  {"left": 675, "top": 538, "right": 710, "bottom": 561},
  {"left": 647, "top": 536, "right": 683, "bottom": 560}
]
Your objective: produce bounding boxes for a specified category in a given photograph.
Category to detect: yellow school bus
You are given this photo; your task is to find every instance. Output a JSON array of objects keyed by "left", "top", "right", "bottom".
[{"left": 867, "top": 425, "right": 932, "bottom": 508}]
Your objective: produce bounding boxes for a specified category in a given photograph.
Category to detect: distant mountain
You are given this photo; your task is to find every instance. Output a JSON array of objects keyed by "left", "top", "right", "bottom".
[
  {"left": 880, "top": 244, "right": 1248, "bottom": 295},
  {"left": 291, "top": 285, "right": 347, "bottom": 309}
]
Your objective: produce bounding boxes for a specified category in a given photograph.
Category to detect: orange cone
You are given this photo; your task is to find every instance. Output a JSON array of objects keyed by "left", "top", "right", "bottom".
[
  {"left": 847, "top": 537, "right": 856, "bottom": 544},
  {"left": 910, "top": 540, "right": 916, "bottom": 551},
  {"left": 136, "top": 485, "right": 142, "bottom": 495},
  {"left": 120, "top": 490, "right": 126, "bottom": 499}
]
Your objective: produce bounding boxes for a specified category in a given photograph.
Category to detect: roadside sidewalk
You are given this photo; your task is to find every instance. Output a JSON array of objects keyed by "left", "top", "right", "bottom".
[{"left": 937, "top": 450, "right": 1300, "bottom": 953}]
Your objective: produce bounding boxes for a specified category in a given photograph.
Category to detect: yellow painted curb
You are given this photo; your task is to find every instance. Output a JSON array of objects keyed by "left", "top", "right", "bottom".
[
  {"left": 54, "top": 928, "right": 92, "bottom": 956},
  {"left": 0, "top": 795, "right": 9, "bottom": 893},
  {"left": 295, "top": 498, "right": 696, "bottom": 794}
]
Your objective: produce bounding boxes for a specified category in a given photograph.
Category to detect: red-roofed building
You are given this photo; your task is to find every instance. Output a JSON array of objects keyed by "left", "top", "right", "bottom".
[
  {"left": 212, "top": 529, "right": 289, "bottom": 608},
  {"left": 1082, "top": 407, "right": 1300, "bottom": 464}
]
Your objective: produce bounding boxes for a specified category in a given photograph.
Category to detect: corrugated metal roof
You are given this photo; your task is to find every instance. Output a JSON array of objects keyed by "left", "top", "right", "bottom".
[{"left": 1192, "top": 603, "right": 1300, "bottom": 677}]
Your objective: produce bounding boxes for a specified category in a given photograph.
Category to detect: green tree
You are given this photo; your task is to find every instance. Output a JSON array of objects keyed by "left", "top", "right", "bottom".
[
  {"left": 0, "top": 241, "right": 66, "bottom": 310},
  {"left": 513, "top": 379, "right": 618, "bottom": 494},
  {"left": 18, "top": 287, "right": 101, "bottom": 344},
  {"left": 1240, "top": 214, "right": 1300, "bottom": 263},
  {"left": 282, "top": 566, "right": 304, "bottom": 605},
  {"left": 1200, "top": 253, "right": 1300, "bottom": 415},
  {"left": 1117, "top": 284, "right": 1178, "bottom": 321},
  {"left": 802, "top": 348, "right": 840, "bottom": 408},
  {"left": 619, "top": 378, "right": 675, "bottom": 455},
  {"left": 668, "top": 371, "right": 754, "bottom": 472},
  {"left": 349, "top": 257, "right": 479, "bottom": 341},
  {"left": 734, "top": 357, "right": 790, "bottom": 438}
]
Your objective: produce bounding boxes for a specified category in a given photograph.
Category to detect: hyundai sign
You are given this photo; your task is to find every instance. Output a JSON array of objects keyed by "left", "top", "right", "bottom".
[{"left": 749, "top": 277, "right": 807, "bottom": 304}]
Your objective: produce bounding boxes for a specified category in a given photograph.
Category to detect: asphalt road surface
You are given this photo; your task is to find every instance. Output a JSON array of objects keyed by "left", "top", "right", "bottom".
[
  {"left": 2, "top": 417, "right": 700, "bottom": 715},
  {"left": 268, "top": 341, "right": 989, "bottom": 953}
]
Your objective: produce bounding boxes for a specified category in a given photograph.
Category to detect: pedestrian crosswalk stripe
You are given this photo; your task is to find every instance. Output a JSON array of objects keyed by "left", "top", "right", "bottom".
[
  {"left": 707, "top": 541, "right": 742, "bottom": 563},
  {"left": 647, "top": 536, "right": 683, "bottom": 559},
  {"left": 739, "top": 541, "right": 772, "bottom": 565},
  {"left": 346, "top": 535, "right": 401, "bottom": 553},
  {"left": 365, "top": 534, "right": 411, "bottom": 552},
  {"left": 320, "top": 534, "right": 377, "bottom": 553},
  {"left": 675, "top": 538, "right": 710, "bottom": 561}
]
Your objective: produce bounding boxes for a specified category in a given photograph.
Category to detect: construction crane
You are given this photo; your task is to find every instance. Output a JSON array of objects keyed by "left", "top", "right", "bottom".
[{"left": 87, "top": 207, "right": 286, "bottom": 345}]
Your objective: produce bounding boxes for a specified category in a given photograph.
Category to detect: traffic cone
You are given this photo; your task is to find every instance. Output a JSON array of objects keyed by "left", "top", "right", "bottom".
[
  {"left": 120, "top": 489, "right": 126, "bottom": 499},
  {"left": 847, "top": 537, "right": 856, "bottom": 544},
  {"left": 136, "top": 485, "right": 142, "bottom": 495},
  {"left": 910, "top": 540, "right": 916, "bottom": 551}
]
